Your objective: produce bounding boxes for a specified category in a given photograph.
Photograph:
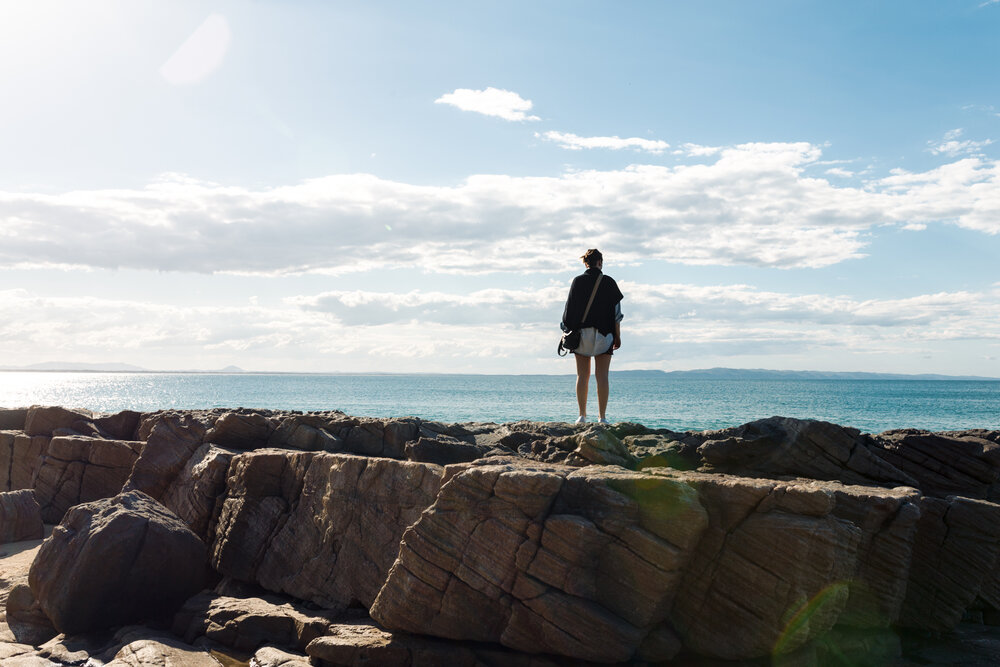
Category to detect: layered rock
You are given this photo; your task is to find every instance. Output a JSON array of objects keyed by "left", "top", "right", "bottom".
[
  {"left": 0, "top": 433, "right": 48, "bottom": 492},
  {"left": 28, "top": 490, "right": 210, "bottom": 634},
  {"left": 871, "top": 430, "right": 1000, "bottom": 501},
  {"left": 0, "top": 490, "right": 43, "bottom": 544},
  {"left": 371, "top": 459, "right": 710, "bottom": 663},
  {"left": 211, "top": 451, "right": 443, "bottom": 610},
  {"left": 33, "top": 436, "right": 143, "bottom": 523}
]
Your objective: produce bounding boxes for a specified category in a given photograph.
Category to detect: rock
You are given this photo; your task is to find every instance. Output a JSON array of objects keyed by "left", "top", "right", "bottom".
[
  {"left": 343, "top": 418, "right": 419, "bottom": 458},
  {"left": 253, "top": 646, "right": 313, "bottom": 667},
  {"left": 125, "top": 414, "right": 207, "bottom": 500},
  {"left": 159, "top": 443, "right": 236, "bottom": 541},
  {"left": 104, "top": 635, "right": 220, "bottom": 667},
  {"left": 899, "top": 495, "right": 1000, "bottom": 630},
  {"left": 23, "top": 406, "right": 95, "bottom": 437},
  {"left": 93, "top": 410, "right": 143, "bottom": 441},
  {"left": 28, "top": 490, "right": 210, "bottom": 634},
  {"left": 211, "top": 451, "right": 442, "bottom": 610},
  {"left": 624, "top": 434, "right": 700, "bottom": 471},
  {"left": 305, "top": 619, "right": 570, "bottom": 667},
  {"left": 205, "top": 411, "right": 274, "bottom": 449},
  {"left": 371, "top": 459, "right": 709, "bottom": 663},
  {"left": 0, "top": 490, "right": 43, "bottom": 543},
  {"left": 32, "top": 436, "right": 143, "bottom": 523},
  {"left": 172, "top": 591, "right": 333, "bottom": 653},
  {"left": 871, "top": 430, "right": 1000, "bottom": 500},
  {"left": 0, "top": 408, "right": 28, "bottom": 431},
  {"left": 405, "top": 436, "right": 484, "bottom": 465},
  {"left": 0, "top": 434, "right": 48, "bottom": 492},
  {"left": 697, "top": 416, "right": 917, "bottom": 487},
  {"left": 571, "top": 426, "right": 638, "bottom": 467},
  {"left": 5, "top": 584, "right": 58, "bottom": 646},
  {"left": 268, "top": 414, "right": 345, "bottom": 451}
]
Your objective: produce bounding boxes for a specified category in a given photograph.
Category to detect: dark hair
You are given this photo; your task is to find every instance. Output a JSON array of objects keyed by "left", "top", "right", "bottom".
[{"left": 581, "top": 248, "right": 603, "bottom": 267}]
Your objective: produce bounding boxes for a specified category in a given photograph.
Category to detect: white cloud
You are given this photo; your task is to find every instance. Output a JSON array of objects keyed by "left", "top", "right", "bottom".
[
  {"left": 434, "top": 87, "right": 540, "bottom": 122},
  {"left": 2, "top": 143, "right": 1000, "bottom": 276},
  {"left": 927, "top": 128, "right": 994, "bottom": 157},
  {"left": 536, "top": 130, "right": 669, "bottom": 153},
  {"left": 825, "top": 167, "right": 854, "bottom": 178}
]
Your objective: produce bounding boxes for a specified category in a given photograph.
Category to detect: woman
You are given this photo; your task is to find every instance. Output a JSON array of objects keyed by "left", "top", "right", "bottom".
[{"left": 560, "top": 249, "right": 623, "bottom": 424}]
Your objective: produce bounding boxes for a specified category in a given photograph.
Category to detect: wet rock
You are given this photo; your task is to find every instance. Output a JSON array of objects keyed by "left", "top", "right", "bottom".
[
  {"left": 172, "top": 591, "right": 333, "bottom": 653},
  {"left": 211, "top": 451, "right": 442, "bottom": 610},
  {"left": 28, "top": 490, "right": 210, "bottom": 634},
  {"left": 371, "top": 459, "right": 708, "bottom": 663},
  {"left": 23, "top": 406, "right": 95, "bottom": 437},
  {"left": 0, "top": 490, "right": 43, "bottom": 544},
  {"left": 33, "top": 436, "right": 143, "bottom": 523}
]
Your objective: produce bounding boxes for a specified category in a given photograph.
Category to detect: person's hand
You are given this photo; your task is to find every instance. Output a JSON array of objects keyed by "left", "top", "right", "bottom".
[{"left": 613, "top": 336, "right": 622, "bottom": 350}]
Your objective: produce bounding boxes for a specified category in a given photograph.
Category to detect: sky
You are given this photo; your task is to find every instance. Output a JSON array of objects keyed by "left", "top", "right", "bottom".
[{"left": 1, "top": 0, "right": 1000, "bottom": 375}]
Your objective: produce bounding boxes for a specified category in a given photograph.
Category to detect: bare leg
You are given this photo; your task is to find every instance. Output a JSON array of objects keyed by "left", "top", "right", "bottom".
[
  {"left": 595, "top": 353, "right": 612, "bottom": 420},
  {"left": 574, "top": 353, "right": 591, "bottom": 418}
]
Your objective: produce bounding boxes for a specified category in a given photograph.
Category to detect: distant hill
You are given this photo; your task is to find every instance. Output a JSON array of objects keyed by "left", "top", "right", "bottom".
[{"left": 613, "top": 367, "right": 1000, "bottom": 381}]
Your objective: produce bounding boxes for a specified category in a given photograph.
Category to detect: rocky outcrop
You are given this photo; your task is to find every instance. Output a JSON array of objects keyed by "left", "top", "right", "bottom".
[
  {"left": 33, "top": 436, "right": 142, "bottom": 523},
  {"left": 370, "top": 459, "right": 709, "bottom": 663},
  {"left": 6, "top": 407, "right": 1000, "bottom": 664},
  {"left": 211, "top": 451, "right": 443, "bottom": 611},
  {"left": 0, "top": 490, "right": 43, "bottom": 544},
  {"left": 28, "top": 490, "right": 210, "bottom": 634}
]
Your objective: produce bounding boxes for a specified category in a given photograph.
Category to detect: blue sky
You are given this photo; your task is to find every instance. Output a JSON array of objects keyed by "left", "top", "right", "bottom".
[{"left": 2, "top": 0, "right": 1000, "bottom": 374}]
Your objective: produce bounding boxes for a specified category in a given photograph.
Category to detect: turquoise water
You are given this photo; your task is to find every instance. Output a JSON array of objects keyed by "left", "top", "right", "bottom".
[{"left": 1, "top": 371, "right": 998, "bottom": 433}]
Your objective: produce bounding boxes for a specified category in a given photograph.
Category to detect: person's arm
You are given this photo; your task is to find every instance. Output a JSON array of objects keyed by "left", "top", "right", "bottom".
[{"left": 613, "top": 301, "right": 622, "bottom": 349}]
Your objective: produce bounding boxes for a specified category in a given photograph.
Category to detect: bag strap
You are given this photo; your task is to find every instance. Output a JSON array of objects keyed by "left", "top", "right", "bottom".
[{"left": 580, "top": 275, "right": 603, "bottom": 325}]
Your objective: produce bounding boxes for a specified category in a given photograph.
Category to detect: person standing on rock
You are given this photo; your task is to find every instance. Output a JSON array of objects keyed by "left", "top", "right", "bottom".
[{"left": 561, "top": 248, "right": 624, "bottom": 424}]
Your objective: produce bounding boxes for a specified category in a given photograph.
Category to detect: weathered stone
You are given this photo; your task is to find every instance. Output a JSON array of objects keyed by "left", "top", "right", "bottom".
[
  {"left": 33, "top": 436, "right": 142, "bottom": 523},
  {"left": 572, "top": 427, "right": 637, "bottom": 468},
  {"left": 104, "top": 635, "right": 220, "bottom": 667},
  {"left": 0, "top": 408, "right": 28, "bottom": 431},
  {"left": 172, "top": 591, "right": 333, "bottom": 653},
  {"left": 211, "top": 451, "right": 442, "bottom": 610},
  {"left": 343, "top": 418, "right": 419, "bottom": 458},
  {"left": 872, "top": 430, "right": 1000, "bottom": 500},
  {"left": 4, "top": 435, "right": 48, "bottom": 492},
  {"left": 93, "top": 410, "right": 142, "bottom": 441},
  {"left": 29, "top": 490, "right": 210, "bottom": 634},
  {"left": 899, "top": 495, "right": 1000, "bottom": 630},
  {"left": 205, "top": 411, "right": 274, "bottom": 449},
  {"left": 625, "top": 433, "right": 700, "bottom": 471},
  {"left": 697, "top": 417, "right": 916, "bottom": 487},
  {"left": 23, "top": 406, "right": 95, "bottom": 437},
  {"left": 5, "top": 584, "right": 58, "bottom": 646},
  {"left": 405, "top": 436, "right": 484, "bottom": 465},
  {"left": 371, "top": 459, "right": 709, "bottom": 663},
  {"left": 269, "top": 415, "right": 344, "bottom": 451},
  {"left": 125, "top": 414, "right": 207, "bottom": 500},
  {"left": 0, "top": 490, "right": 43, "bottom": 543},
  {"left": 668, "top": 473, "right": 863, "bottom": 660},
  {"left": 159, "top": 443, "right": 236, "bottom": 541},
  {"left": 253, "top": 646, "right": 313, "bottom": 667}
]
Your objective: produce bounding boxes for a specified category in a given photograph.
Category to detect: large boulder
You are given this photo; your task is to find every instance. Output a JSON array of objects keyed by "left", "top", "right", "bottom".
[
  {"left": 0, "top": 407, "right": 28, "bottom": 430},
  {"left": 33, "top": 436, "right": 143, "bottom": 523},
  {"left": 371, "top": 459, "right": 709, "bottom": 663},
  {"left": 0, "top": 489, "right": 43, "bottom": 543},
  {"left": 159, "top": 443, "right": 237, "bottom": 541},
  {"left": 205, "top": 411, "right": 274, "bottom": 449},
  {"left": 28, "top": 490, "right": 210, "bottom": 634},
  {"left": 125, "top": 414, "right": 208, "bottom": 500},
  {"left": 210, "top": 451, "right": 443, "bottom": 610}
]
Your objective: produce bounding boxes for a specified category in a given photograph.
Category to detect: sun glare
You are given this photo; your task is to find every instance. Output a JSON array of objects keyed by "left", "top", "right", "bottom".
[{"left": 159, "top": 13, "right": 231, "bottom": 86}]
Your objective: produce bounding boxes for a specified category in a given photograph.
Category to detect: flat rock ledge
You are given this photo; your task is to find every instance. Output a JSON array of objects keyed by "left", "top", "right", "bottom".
[{"left": 3, "top": 405, "right": 1000, "bottom": 665}]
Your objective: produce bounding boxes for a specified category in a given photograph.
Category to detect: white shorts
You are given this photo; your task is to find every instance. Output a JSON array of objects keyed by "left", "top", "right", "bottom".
[{"left": 574, "top": 327, "right": 613, "bottom": 356}]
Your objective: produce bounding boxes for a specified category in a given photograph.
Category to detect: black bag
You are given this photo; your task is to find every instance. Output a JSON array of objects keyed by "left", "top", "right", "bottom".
[
  {"left": 557, "top": 275, "right": 603, "bottom": 357},
  {"left": 558, "top": 330, "right": 581, "bottom": 356}
]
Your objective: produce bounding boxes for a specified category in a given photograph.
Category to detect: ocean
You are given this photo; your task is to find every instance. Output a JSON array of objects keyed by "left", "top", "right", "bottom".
[{"left": 1, "top": 371, "right": 998, "bottom": 434}]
